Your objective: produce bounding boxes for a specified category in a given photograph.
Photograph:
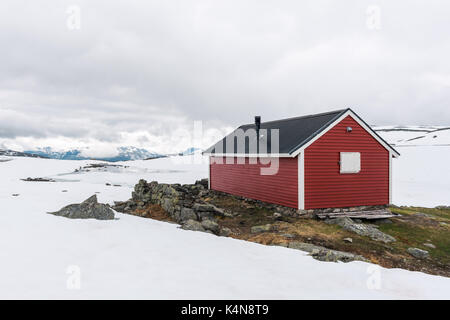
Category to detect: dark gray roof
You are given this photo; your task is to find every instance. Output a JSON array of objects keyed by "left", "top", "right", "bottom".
[{"left": 203, "top": 108, "right": 400, "bottom": 156}]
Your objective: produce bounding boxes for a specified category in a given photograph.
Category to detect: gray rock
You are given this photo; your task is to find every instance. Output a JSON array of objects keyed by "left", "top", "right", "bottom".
[
  {"left": 192, "top": 203, "right": 216, "bottom": 212},
  {"left": 180, "top": 207, "right": 197, "bottom": 222},
  {"left": 423, "top": 243, "right": 436, "bottom": 249},
  {"left": 250, "top": 224, "right": 272, "bottom": 233},
  {"left": 287, "top": 241, "right": 367, "bottom": 263},
  {"left": 219, "top": 227, "right": 232, "bottom": 237},
  {"left": 326, "top": 217, "right": 396, "bottom": 243},
  {"left": 407, "top": 247, "right": 429, "bottom": 259},
  {"left": 192, "top": 203, "right": 226, "bottom": 219},
  {"left": 310, "top": 249, "right": 366, "bottom": 263},
  {"left": 281, "top": 233, "right": 295, "bottom": 239},
  {"left": 201, "top": 219, "right": 220, "bottom": 234},
  {"left": 48, "top": 195, "right": 115, "bottom": 220},
  {"left": 181, "top": 219, "right": 205, "bottom": 232},
  {"left": 343, "top": 237, "right": 353, "bottom": 243},
  {"left": 273, "top": 212, "right": 282, "bottom": 220},
  {"left": 288, "top": 242, "right": 323, "bottom": 252}
]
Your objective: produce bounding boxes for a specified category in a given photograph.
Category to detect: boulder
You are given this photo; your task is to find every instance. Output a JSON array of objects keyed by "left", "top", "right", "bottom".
[
  {"left": 195, "top": 178, "right": 209, "bottom": 188},
  {"left": 250, "top": 224, "right": 272, "bottom": 233},
  {"left": 407, "top": 247, "right": 429, "bottom": 259},
  {"left": 288, "top": 242, "right": 322, "bottom": 252},
  {"left": 201, "top": 219, "right": 220, "bottom": 234},
  {"left": 423, "top": 243, "right": 436, "bottom": 249},
  {"left": 326, "top": 217, "right": 396, "bottom": 243},
  {"left": 48, "top": 195, "right": 115, "bottom": 220},
  {"left": 180, "top": 207, "right": 197, "bottom": 222},
  {"left": 181, "top": 219, "right": 205, "bottom": 232},
  {"left": 192, "top": 203, "right": 216, "bottom": 212},
  {"left": 219, "top": 227, "right": 232, "bottom": 237},
  {"left": 287, "top": 241, "right": 367, "bottom": 263},
  {"left": 310, "top": 249, "right": 365, "bottom": 263}
]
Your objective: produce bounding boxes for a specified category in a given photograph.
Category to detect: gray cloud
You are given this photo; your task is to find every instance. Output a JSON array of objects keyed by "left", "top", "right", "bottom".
[{"left": 0, "top": 0, "right": 449, "bottom": 153}]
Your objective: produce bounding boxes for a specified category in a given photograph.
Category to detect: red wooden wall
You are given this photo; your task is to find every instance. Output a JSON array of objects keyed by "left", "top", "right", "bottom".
[
  {"left": 304, "top": 116, "right": 389, "bottom": 209},
  {"left": 210, "top": 157, "right": 298, "bottom": 208}
]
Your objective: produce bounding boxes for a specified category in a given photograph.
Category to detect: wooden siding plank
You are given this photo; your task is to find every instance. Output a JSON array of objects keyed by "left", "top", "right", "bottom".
[
  {"left": 304, "top": 116, "right": 389, "bottom": 209},
  {"left": 210, "top": 157, "right": 298, "bottom": 208}
]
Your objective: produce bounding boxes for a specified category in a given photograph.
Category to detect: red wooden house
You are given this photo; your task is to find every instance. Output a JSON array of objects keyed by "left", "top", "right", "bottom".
[{"left": 203, "top": 109, "right": 400, "bottom": 210}]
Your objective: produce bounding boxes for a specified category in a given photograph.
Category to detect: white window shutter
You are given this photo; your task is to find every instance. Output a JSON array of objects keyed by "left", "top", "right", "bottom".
[{"left": 340, "top": 152, "right": 361, "bottom": 174}]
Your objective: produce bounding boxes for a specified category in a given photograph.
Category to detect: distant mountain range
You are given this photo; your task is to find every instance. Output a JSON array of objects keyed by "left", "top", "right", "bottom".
[
  {"left": 0, "top": 146, "right": 202, "bottom": 162},
  {"left": 22, "top": 146, "right": 165, "bottom": 162},
  {"left": 1, "top": 146, "right": 204, "bottom": 162},
  {"left": 0, "top": 149, "right": 48, "bottom": 158},
  {"left": 179, "top": 147, "right": 202, "bottom": 156}
]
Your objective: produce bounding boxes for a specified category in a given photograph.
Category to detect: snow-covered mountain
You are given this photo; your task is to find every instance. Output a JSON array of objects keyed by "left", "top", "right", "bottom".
[
  {"left": 374, "top": 125, "right": 450, "bottom": 147},
  {"left": 0, "top": 149, "right": 48, "bottom": 158},
  {"left": 24, "top": 146, "right": 164, "bottom": 162},
  {"left": 179, "top": 147, "right": 202, "bottom": 156}
]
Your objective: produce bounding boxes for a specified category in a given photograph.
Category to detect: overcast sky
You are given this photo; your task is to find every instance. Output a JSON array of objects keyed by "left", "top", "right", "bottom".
[{"left": 0, "top": 0, "right": 449, "bottom": 155}]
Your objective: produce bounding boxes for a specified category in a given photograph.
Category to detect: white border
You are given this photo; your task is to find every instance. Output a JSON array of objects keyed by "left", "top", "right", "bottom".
[{"left": 298, "top": 152, "right": 305, "bottom": 210}]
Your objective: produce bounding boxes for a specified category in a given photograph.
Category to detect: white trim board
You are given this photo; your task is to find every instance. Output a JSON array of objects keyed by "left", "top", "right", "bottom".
[
  {"left": 208, "top": 156, "right": 211, "bottom": 189},
  {"left": 298, "top": 152, "right": 305, "bottom": 210},
  {"left": 389, "top": 152, "right": 392, "bottom": 204},
  {"left": 290, "top": 109, "right": 400, "bottom": 158}
]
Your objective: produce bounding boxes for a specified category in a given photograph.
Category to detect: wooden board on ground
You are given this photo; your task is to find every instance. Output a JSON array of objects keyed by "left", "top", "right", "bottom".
[{"left": 316, "top": 209, "right": 398, "bottom": 220}]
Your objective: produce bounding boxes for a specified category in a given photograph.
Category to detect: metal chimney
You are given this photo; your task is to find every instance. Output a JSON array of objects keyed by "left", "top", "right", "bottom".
[
  {"left": 255, "top": 116, "right": 261, "bottom": 131},
  {"left": 255, "top": 116, "right": 261, "bottom": 154}
]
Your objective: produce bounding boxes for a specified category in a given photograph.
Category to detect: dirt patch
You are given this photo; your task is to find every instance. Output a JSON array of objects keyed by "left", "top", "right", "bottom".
[{"left": 133, "top": 204, "right": 175, "bottom": 222}]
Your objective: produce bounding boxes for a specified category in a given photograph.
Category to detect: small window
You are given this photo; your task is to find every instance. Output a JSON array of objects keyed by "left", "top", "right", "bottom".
[{"left": 340, "top": 152, "right": 360, "bottom": 174}]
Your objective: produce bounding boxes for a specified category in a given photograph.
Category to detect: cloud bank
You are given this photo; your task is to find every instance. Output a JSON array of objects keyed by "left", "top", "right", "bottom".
[{"left": 0, "top": 0, "right": 449, "bottom": 154}]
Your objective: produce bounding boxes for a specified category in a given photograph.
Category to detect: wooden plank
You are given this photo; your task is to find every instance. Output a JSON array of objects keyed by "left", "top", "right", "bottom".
[{"left": 316, "top": 209, "right": 398, "bottom": 219}]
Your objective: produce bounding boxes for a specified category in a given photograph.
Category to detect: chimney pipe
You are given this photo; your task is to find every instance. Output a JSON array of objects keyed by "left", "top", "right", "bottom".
[
  {"left": 255, "top": 116, "right": 261, "bottom": 131},
  {"left": 255, "top": 116, "right": 261, "bottom": 154}
]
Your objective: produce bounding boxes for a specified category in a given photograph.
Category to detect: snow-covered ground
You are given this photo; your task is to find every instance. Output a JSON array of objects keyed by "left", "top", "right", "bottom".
[
  {"left": 0, "top": 153, "right": 449, "bottom": 299},
  {"left": 375, "top": 126, "right": 450, "bottom": 207}
]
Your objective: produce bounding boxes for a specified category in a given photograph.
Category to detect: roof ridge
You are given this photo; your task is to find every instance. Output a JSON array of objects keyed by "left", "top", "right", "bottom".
[{"left": 240, "top": 108, "right": 349, "bottom": 127}]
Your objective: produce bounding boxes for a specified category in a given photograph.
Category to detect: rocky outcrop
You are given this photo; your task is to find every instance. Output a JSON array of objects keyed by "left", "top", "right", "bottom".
[
  {"left": 326, "top": 217, "right": 396, "bottom": 243},
  {"left": 48, "top": 195, "right": 115, "bottom": 220},
  {"left": 286, "top": 241, "right": 368, "bottom": 263},
  {"left": 407, "top": 247, "right": 429, "bottom": 259},
  {"left": 112, "top": 179, "right": 232, "bottom": 231},
  {"left": 21, "top": 177, "right": 55, "bottom": 182}
]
